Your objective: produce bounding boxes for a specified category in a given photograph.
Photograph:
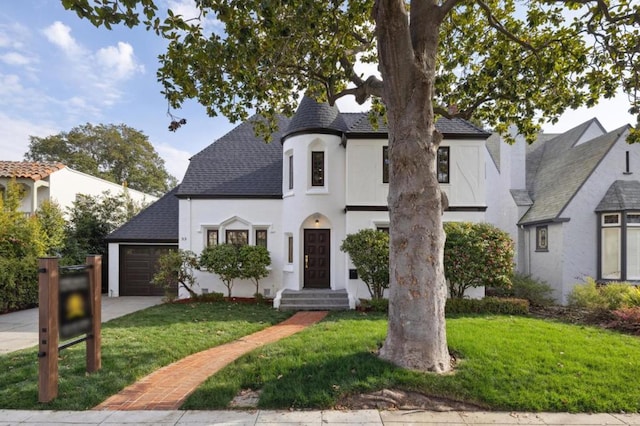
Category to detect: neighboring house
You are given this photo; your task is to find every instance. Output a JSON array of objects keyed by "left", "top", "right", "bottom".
[
  {"left": 107, "top": 97, "right": 491, "bottom": 306},
  {"left": 486, "top": 119, "right": 637, "bottom": 303},
  {"left": 0, "top": 161, "right": 157, "bottom": 215}
]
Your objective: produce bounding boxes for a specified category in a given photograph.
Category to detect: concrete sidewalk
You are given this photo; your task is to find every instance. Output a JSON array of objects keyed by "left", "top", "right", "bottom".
[
  {"left": 1, "top": 409, "right": 639, "bottom": 425},
  {"left": 0, "top": 296, "right": 163, "bottom": 354}
]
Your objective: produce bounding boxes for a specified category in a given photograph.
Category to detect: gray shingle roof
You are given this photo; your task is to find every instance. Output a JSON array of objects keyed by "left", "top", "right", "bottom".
[
  {"left": 283, "top": 96, "right": 347, "bottom": 138},
  {"left": 511, "top": 189, "right": 533, "bottom": 206},
  {"left": 486, "top": 133, "right": 501, "bottom": 171},
  {"left": 596, "top": 180, "right": 640, "bottom": 212},
  {"left": 345, "top": 113, "right": 490, "bottom": 138},
  {"left": 519, "top": 122, "right": 630, "bottom": 225},
  {"left": 179, "top": 99, "right": 490, "bottom": 199},
  {"left": 106, "top": 186, "right": 179, "bottom": 242},
  {"left": 177, "top": 115, "right": 290, "bottom": 198}
]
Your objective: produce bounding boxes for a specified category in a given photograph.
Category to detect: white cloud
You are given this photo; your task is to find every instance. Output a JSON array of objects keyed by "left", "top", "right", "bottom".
[
  {"left": 96, "top": 42, "right": 145, "bottom": 80},
  {"left": 155, "top": 142, "right": 192, "bottom": 181},
  {"left": 0, "top": 22, "right": 28, "bottom": 49},
  {"left": 0, "top": 112, "right": 59, "bottom": 161},
  {"left": 0, "top": 73, "right": 24, "bottom": 97},
  {"left": 166, "top": 0, "right": 223, "bottom": 33},
  {"left": 42, "top": 21, "right": 82, "bottom": 56},
  {"left": 39, "top": 21, "right": 145, "bottom": 117},
  {"left": 1, "top": 51, "right": 31, "bottom": 66}
]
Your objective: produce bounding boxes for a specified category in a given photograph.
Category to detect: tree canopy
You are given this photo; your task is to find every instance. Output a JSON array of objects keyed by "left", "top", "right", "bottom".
[
  {"left": 61, "top": 0, "right": 640, "bottom": 373},
  {"left": 25, "top": 123, "right": 177, "bottom": 196}
]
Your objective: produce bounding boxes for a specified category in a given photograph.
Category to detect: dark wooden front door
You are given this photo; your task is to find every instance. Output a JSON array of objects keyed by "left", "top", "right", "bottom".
[{"left": 304, "top": 229, "right": 330, "bottom": 288}]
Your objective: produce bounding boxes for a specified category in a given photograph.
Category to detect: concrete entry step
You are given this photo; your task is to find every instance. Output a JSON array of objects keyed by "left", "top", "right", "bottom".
[{"left": 279, "top": 289, "right": 350, "bottom": 311}]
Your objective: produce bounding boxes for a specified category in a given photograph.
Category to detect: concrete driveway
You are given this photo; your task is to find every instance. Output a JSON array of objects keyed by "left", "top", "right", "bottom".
[{"left": 0, "top": 296, "right": 163, "bottom": 355}]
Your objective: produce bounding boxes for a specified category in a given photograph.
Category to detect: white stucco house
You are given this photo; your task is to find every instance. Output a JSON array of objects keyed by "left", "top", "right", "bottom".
[
  {"left": 107, "top": 96, "right": 638, "bottom": 306},
  {"left": 486, "top": 119, "right": 637, "bottom": 303},
  {"left": 0, "top": 161, "right": 157, "bottom": 216},
  {"left": 107, "top": 97, "right": 490, "bottom": 305}
]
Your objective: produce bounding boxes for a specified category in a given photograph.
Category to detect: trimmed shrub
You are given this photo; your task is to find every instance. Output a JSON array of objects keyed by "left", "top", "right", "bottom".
[
  {"left": 610, "top": 307, "right": 640, "bottom": 334},
  {"left": 151, "top": 249, "right": 199, "bottom": 300},
  {"left": 0, "top": 256, "right": 38, "bottom": 313},
  {"left": 444, "top": 222, "right": 514, "bottom": 298},
  {"left": 358, "top": 298, "right": 389, "bottom": 312},
  {"left": 490, "top": 273, "right": 554, "bottom": 307},
  {"left": 568, "top": 278, "right": 640, "bottom": 311},
  {"left": 199, "top": 244, "right": 242, "bottom": 298},
  {"left": 340, "top": 229, "right": 389, "bottom": 300},
  {"left": 239, "top": 245, "right": 271, "bottom": 298},
  {"left": 445, "top": 297, "right": 529, "bottom": 316}
]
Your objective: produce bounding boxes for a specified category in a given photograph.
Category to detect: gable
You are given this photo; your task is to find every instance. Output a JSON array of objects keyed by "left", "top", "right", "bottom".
[{"left": 520, "top": 124, "right": 629, "bottom": 225}]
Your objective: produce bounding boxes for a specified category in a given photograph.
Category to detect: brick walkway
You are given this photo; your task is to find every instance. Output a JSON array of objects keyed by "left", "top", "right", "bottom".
[{"left": 94, "top": 311, "right": 328, "bottom": 411}]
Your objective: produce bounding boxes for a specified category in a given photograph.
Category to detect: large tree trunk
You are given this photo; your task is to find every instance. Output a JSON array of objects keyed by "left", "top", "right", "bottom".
[{"left": 375, "top": 0, "right": 451, "bottom": 373}]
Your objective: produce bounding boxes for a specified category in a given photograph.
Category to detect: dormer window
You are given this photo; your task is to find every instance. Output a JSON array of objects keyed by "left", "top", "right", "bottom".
[{"left": 311, "top": 151, "right": 324, "bottom": 186}]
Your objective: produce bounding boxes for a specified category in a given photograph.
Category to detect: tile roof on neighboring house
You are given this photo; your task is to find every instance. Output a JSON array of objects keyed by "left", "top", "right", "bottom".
[
  {"left": 0, "top": 161, "right": 65, "bottom": 181},
  {"left": 177, "top": 115, "right": 290, "bottom": 198},
  {"left": 519, "top": 122, "right": 630, "bottom": 225},
  {"left": 596, "top": 180, "right": 640, "bottom": 212},
  {"left": 106, "top": 186, "right": 179, "bottom": 243}
]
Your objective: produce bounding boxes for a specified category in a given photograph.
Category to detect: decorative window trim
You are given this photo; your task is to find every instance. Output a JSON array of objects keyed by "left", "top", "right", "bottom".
[{"left": 535, "top": 225, "right": 548, "bottom": 252}]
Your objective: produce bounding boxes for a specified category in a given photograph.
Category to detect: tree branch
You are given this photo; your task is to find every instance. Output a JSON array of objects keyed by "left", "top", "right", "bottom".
[
  {"left": 330, "top": 75, "right": 384, "bottom": 104},
  {"left": 475, "top": 0, "right": 538, "bottom": 52}
]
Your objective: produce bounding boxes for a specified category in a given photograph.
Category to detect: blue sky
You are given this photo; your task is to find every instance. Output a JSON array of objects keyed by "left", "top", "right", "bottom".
[{"left": 0, "top": 0, "right": 636, "bottom": 182}]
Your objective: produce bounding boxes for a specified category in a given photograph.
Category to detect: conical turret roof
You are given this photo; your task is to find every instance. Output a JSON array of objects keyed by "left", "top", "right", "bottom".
[{"left": 282, "top": 96, "right": 347, "bottom": 140}]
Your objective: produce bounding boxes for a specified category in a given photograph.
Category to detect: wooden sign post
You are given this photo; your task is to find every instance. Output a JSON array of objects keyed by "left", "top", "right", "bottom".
[
  {"left": 86, "top": 255, "right": 101, "bottom": 372},
  {"left": 38, "top": 257, "right": 59, "bottom": 403},
  {"left": 38, "top": 256, "right": 102, "bottom": 403}
]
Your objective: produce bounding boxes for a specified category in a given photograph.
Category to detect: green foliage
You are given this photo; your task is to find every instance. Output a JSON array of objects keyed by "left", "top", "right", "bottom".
[
  {"left": 340, "top": 229, "right": 389, "bottom": 299},
  {"left": 239, "top": 245, "right": 271, "bottom": 297},
  {"left": 184, "top": 312, "right": 640, "bottom": 412},
  {"left": 0, "top": 302, "right": 291, "bottom": 410},
  {"left": 34, "top": 200, "right": 66, "bottom": 256},
  {"left": 60, "top": 1, "right": 640, "bottom": 144},
  {"left": 25, "top": 123, "right": 177, "bottom": 196},
  {"left": 199, "top": 244, "right": 242, "bottom": 298},
  {"left": 0, "top": 256, "right": 38, "bottom": 313},
  {"left": 358, "top": 297, "right": 389, "bottom": 312},
  {"left": 491, "top": 273, "right": 555, "bottom": 307},
  {"left": 62, "top": 191, "right": 145, "bottom": 264},
  {"left": 0, "top": 179, "right": 45, "bottom": 259},
  {"left": 445, "top": 297, "right": 529, "bottom": 316},
  {"left": 568, "top": 278, "right": 640, "bottom": 311},
  {"left": 443, "top": 222, "right": 514, "bottom": 299},
  {"left": 0, "top": 179, "right": 47, "bottom": 312},
  {"left": 151, "top": 249, "right": 199, "bottom": 300},
  {"left": 611, "top": 307, "right": 640, "bottom": 332}
]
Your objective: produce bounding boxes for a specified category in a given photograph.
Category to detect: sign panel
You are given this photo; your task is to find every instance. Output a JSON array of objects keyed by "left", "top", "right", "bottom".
[{"left": 59, "top": 270, "right": 92, "bottom": 340}]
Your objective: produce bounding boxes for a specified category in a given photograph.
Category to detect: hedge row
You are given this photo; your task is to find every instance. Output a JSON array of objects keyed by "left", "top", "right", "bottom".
[
  {"left": 359, "top": 296, "right": 530, "bottom": 315},
  {"left": 0, "top": 256, "right": 38, "bottom": 314},
  {"left": 445, "top": 297, "right": 530, "bottom": 315}
]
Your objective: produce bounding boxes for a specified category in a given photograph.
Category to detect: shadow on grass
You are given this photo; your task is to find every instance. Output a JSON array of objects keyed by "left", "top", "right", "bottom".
[{"left": 0, "top": 302, "right": 291, "bottom": 410}]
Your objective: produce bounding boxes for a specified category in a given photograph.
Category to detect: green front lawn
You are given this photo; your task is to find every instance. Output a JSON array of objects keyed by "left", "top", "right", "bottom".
[
  {"left": 0, "top": 302, "right": 291, "bottom": 410},
  {"left": 183, "top": 311, "right": 640, "bottom": 413},
  {"left": 2, "top": 303, "right": 639, "bottom": 413}
]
